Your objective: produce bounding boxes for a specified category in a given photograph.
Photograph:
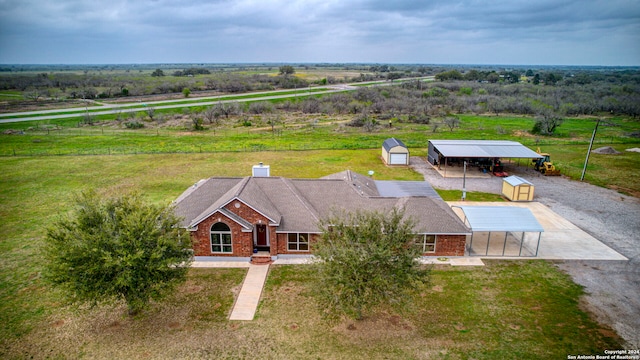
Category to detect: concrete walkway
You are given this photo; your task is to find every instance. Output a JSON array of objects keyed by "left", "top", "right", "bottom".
[{"left": 228, "top": 264, "right": 270, "bottom": 321}]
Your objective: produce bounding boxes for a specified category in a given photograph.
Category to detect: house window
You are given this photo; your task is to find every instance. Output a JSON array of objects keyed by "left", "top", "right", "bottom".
[
  {"left": 287, "top": 233, "right": 309, "bottom": 251},
  {"left": 211, "top": 222, "right": 232, "bottom": 253},
  {"left": 415, "top": 234, "right": 436, "bottom": 253}
]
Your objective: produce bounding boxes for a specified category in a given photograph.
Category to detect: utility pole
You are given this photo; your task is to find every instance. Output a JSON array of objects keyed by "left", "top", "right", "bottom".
[{"left": 581, "top": 118, "right": 600, "bottom": 181}]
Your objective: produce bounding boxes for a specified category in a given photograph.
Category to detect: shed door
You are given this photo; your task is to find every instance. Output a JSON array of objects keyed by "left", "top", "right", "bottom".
[
  {"left": 390, "top": 153, "right": 407, "bottom": 165},
  {"left": 518, "top": 185, "right": 531, "bottom": 200}
]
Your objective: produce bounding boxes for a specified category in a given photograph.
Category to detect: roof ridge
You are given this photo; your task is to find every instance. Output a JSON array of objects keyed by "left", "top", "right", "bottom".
[
  {"left": 281, "top": 178, "right": 321, "bottom": 223},
  {"left": 234, "top": 177, "right": 251, "bottom": 197}
]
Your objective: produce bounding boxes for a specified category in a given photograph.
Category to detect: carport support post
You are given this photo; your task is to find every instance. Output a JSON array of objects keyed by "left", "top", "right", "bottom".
[
  {"left": 518, "top": 231, "right": 525, "bottom": 256},
  {"left": 485, "top": 231, "right": 491, "bottom": 256},
  {"left": 462, "top": 161, "right": 467, "bottom": 201},
  {"left": 534, "top": 232, "right": 541, "bottom": 256},
  {"left": 502, "top": 232, "right": 509, "bottom": 256}
]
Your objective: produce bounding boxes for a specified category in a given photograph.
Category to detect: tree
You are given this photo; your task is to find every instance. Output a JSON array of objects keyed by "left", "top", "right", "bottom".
[
  {"left": 24, "top": 87, "right": 42, "bottom": 101},
  {"left": 532, "top": 107, "right": 564, "bottom": 135},
  {"left": 533, "top": 73, "right": 541, "bottom": 85},
  {"left": 203, "top": 105, "right": 221, "bottom": 125},
  {"left": 486, "top": 72, "right": 500, "bottom": 83},
  {"left": 313, "top": 209, "right": 430, "bottom": 320},
  {"left": 44, "top": 191, "right": 193, "bottom": 315},
  {"left": 151, "top": 69, "right": 165, "bottom": 77},
  {"left": 145, "top": 106, "right": 155, "bottom": 121},
  {"left": 443, "top": 116, "right": 460, "bottom": 131},
  {"left": 182, "top": 87, "right": 191, "bottom": 98},
  {"left": 435, "top": 70, "right": 463, "bottom": 81},
  {"left": 279, "top": 65, "right": 295, "bottom": 76}
]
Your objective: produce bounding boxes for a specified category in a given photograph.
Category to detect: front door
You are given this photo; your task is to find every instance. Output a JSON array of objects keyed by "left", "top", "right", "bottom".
[{"left": 256, "top": 224, "right": 268, "bottom": 247}]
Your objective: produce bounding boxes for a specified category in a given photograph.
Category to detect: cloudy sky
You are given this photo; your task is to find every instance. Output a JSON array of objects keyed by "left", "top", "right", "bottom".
[{"left": 1, "top": 0, "right": 639, "bottom": 66}]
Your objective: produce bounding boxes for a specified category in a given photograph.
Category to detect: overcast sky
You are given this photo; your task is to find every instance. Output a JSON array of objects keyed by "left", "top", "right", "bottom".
[{"left": 1, "top": 0, "right": 639, "bottom": 66}]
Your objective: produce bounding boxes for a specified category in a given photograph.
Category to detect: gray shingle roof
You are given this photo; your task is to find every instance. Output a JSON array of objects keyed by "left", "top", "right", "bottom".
[
  {"left": 383, "top": 137, "right": 407, "bottom": 152},
  {"left": 173, "top": 171, "right": 470, "bottom": 234}
]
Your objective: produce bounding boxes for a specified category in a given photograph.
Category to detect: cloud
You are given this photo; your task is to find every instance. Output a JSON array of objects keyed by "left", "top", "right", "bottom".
[{"left": 0, "top": 0, "right": 638, "bottom": 65}]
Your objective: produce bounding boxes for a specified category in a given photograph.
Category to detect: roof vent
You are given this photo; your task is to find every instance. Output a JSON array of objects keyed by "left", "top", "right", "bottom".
[{"left": 252, "top": 162, "right": 270, "bottom": 177}]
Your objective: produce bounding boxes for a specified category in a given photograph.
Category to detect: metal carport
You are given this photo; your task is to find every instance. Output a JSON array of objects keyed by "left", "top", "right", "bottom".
[
  {"left": 452, "top": 206, "right": 544, "bottom": 257},
  {"left": 427, "top": 140, "right": 543, "bottom": 177}
]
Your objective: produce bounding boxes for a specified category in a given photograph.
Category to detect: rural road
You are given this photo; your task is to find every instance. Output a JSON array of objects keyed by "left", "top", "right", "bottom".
[
  {"left": 0, "top": 86, "right": 355, "bottom": 124},
  {"left": 0, "top": 77, "right": 434, "bottom": 124}
]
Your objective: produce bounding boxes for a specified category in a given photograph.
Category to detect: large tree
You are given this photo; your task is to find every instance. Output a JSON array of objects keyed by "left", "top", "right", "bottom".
[
  {"left": 313, "top": 209, "right": 430, "bottom": 320},
  {"left": 278, "top": 65, "right": 295, "bottom": 76},
  {"left": 44, "top": 191, "right": 193, "bottom": 315}
]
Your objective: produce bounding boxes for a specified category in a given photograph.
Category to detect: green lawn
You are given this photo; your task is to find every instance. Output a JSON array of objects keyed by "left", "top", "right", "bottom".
[
  {"left": 0, "top": 118, "right": 635, "bottom": 357},
  {"left": 1, "top": 114, "right": 638, "bottom": 193},
  {"left": 1, "top": 263, "right": 621, "bottom": 359}
]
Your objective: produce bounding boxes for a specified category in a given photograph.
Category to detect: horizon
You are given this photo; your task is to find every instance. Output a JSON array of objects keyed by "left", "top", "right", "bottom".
[{"left": 2, "top": 62, "right": 639, "bottom": 69}]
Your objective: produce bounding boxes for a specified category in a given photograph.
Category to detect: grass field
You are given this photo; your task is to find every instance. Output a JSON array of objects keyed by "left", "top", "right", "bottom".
[
  {"left": 1, "top": 114, "right": 639, "bottom": 193},
  {"left": 0, "top": 113, "right": 636, "bottom": 357},
  {"left": 0, "top": 150, "right": 423, "bottom": 350},
  {"left": 2, "top": 263, "right": 621, "bottom": 359}
]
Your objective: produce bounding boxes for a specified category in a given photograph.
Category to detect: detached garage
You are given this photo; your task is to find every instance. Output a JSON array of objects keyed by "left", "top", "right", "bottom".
[{"left": 382, "top": 138, "right": 409, "bottom": 165}]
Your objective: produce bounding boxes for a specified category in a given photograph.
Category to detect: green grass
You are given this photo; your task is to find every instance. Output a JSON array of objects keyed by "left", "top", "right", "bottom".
[
  {"left": 0, "top": 114, "right": 636, "bottom": 357},
  {"left": 1, "top": 114, "right": 638, "bottom": 193},
  {"left": 0, "top": 150, "right": 420, "bottom": 351},
  {"left": 1, "top": 262, "right": 621, "bottom": 358},
  {"left": 436, "top": 189, "right": 505, "bottom": 201}
]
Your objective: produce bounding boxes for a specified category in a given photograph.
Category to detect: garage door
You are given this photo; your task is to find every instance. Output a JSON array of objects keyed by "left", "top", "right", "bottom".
[{"left": 390, "top": 153, "right": 407, "bottom": 165}]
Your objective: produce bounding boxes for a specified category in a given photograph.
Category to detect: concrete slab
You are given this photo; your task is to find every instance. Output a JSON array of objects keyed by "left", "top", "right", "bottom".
[
  {"left": 192, "top": 261, "right": 251, "bottom": 268},
  {"left": 447, "top": 201, "right": 628, "bottom": 261},
  {"left": 450, "top": 257, "right": 486, "bottom": 266},
  {"left": 272, "top": 257, "right": 314, "bottom": 265},
  {"left": 229, "top": 264, "right": 270, "bottom": 321},
  {"left": 434, "top": 165, "right": 493, "bottom": 179}
]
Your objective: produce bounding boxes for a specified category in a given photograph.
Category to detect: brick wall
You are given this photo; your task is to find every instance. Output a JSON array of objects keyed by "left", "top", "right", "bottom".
[
  {"left": 223, "top": 200, "right": 278, "bottom": 255},
  {"left": 275, "top": 233, "right": 318, "bottom": 255},
  {"left": 191, "top": 212, "right": 253, "bottom": 257},
  {"left": 190, "top": 200, "right": 282, "bottom": 257},
  {"left": 427, "top": 235, "right": 466, "bottom": 257}
]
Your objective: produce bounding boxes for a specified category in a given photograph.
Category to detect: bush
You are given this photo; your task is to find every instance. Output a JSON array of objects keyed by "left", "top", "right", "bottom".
[{"left": 125, "top": 120, "right": 144, "bottom": 129}]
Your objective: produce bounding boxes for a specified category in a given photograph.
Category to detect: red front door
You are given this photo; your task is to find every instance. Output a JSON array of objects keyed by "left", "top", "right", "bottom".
[{"left": 256, "top": 224, "right": 268, "bottom": 246}]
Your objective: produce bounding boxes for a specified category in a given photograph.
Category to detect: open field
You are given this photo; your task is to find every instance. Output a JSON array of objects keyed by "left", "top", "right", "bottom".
[
  {"left": 0, "top": 148, "right": 631, "bottom": 358},
  {"left": 1, "top": 263, "right": 621, "bottom": 359},
  {"left": 0, "top": 150, "right": 423, "bottom": 347},
  {"left": 1, "top": 114, "right": 639, "bottom": 193}
]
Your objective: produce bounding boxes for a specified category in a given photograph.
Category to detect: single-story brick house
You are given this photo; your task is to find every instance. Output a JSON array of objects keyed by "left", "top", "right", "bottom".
[{"left": 174, "top": 170, "right": 471, "bottom": 260}]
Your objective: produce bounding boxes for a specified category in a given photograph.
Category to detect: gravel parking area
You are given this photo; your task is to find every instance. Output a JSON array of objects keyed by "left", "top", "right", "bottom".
[{"left": 411, "top": 157, "right": 640, "bottom": 348}]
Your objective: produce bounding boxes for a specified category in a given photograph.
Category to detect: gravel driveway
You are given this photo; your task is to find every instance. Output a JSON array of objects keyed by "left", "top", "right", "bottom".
[{"left": 411, "top": 157, "right": 640, "bottom": 348}]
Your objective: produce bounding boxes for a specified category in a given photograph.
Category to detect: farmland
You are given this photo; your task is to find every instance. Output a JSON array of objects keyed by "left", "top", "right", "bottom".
[{"left": 1, "top": 65, "right": 639, "bottom": 358}]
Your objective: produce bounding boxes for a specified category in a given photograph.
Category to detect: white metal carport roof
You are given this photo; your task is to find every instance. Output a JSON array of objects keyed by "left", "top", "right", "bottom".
[
  {"left": 453, "top": 206, "right": 544, "bottom": 232},
  {"left": 430, "top": 140, "right": 543, "bottom": 159},
  {"left": 453, "top": 205, "right": 544, "bottom": 257}
]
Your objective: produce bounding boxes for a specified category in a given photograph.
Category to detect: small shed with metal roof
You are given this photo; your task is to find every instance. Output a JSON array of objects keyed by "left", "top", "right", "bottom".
[
  {"left": 502, "top": 175, "right": 535, "bottom": 201},
  {"left": 382, "top": 138, "right": 409, "bottom": 165}
]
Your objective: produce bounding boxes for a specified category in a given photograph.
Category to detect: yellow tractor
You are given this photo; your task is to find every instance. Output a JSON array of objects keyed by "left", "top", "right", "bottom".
[{"left": 533, "top": 147, "right": 561, "bottom": 175}]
